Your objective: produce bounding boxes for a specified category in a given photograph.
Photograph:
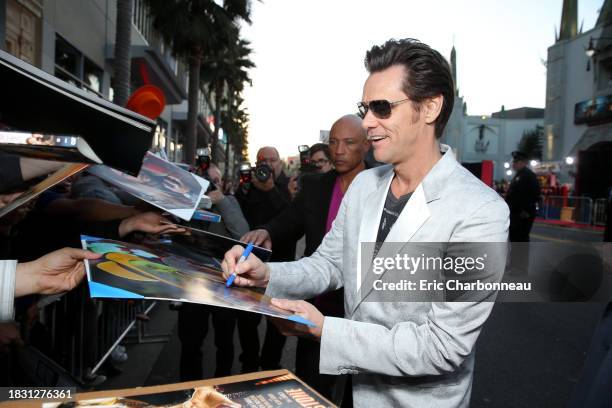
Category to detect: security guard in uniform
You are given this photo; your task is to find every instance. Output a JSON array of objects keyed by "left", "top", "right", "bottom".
[
  {"left": 505, "top": 150, "right": 541, "bottom": 242},
  {"left": 505, "top": 151, "right": 540, "bottom": 275}
]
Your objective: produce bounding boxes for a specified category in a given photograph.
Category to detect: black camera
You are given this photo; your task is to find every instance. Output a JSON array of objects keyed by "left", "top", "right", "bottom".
[
  {"left": 196, "top": 154, "right": 210, "bottom": 171},
  {"left": 196, "top": 147, "right": 211, "bottom": 173},
  {"left": 239, "top": 162, "right": 252, "bottom": 186},
  {"left": 254, "top": 163, "right": 273, "bottom": 182},
  {"left": 298, "top": 144, "right": 318, "bottom": 173},
  {"left": 195, "top": 147, "right": 217, "bottom": 193}
]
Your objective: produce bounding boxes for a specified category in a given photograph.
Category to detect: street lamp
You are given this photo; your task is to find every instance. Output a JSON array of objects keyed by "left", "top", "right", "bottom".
[
  {"left": 503, "top": 162, "right": 510, "bottom": 169},
  {"left": 565, "top": 156, "right": 574, "bottom": 165},
  {"left": 586, "top": 38, "right": 597, "bottom": 58},
  {"left": 530, "top": 159, "right": 538, "bottom": 167},
  {"left": 585, "top": 36, "right": 612, "bottom": 70},
  {"left": 506, "top": 170, "right": 513, "bottom": 177}
]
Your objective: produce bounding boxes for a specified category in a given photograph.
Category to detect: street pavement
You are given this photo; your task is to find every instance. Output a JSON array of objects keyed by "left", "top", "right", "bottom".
[
  {"left": 531, "top": 221, "right": 604, "bottom": 243},
  {"left": 471, "top": 221, "right": 605, "bottom": 407}
]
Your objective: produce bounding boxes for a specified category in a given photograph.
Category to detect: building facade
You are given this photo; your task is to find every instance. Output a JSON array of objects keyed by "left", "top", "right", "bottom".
[
  {"left": 544, "top": 0, "right": 612, "bottom": 199},
  {"left": 0, "top": 0, "right": 236, "bottom": 172},
  {"left": 441, "top": 44, "right": 544, "bottom": 181}
]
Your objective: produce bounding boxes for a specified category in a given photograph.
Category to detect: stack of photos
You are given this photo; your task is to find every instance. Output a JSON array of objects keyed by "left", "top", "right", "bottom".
[{"left": 88, "top": 152, "right": 209, "bottom": 221}]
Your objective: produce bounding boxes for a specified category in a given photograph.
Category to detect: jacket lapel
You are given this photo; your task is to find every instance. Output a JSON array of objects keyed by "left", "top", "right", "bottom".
[
  {"left": 355, "top": 167, "right": 394, "bottom": 293},
  {"left": 351, "top": 183, "right": 431, "bottom": 315},
  {"left": 350, "top": 144, "right": 459, "bottom": 315}
]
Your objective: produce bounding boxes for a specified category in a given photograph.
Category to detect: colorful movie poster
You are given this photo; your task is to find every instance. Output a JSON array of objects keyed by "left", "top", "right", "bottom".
[{"left": 82, "top": 236, "right": 312, "bottom": 327}]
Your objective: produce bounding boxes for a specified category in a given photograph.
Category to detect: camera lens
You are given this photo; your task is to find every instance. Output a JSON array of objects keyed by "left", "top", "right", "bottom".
[{"left": 254, "top": 164, "right": 272, "bottom": 182}]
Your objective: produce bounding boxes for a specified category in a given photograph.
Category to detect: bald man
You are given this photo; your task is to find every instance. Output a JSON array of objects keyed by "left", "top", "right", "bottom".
[
  {"left": 234, "top": 145, "right": 295, "bottom": 372},
  {"left": 241, "top": 114, "right": 370, "bottom": 399}
]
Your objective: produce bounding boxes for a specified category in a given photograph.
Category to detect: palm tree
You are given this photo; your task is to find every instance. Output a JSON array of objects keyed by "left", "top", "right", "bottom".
[
  {"left": 518, "top": 125, "right": 544, "bottom": 160},
  {"left": 200, "top": 34, "right": 254, "bottom": 163},
  {"left": 220, "top": 94, "right": 250, "bottom": 186},
  {"left": 144, "top": 0, "right": 252, "bottom": 165},
  {"left": 113, "top": 0, "right": 133, "bottom": 106}
]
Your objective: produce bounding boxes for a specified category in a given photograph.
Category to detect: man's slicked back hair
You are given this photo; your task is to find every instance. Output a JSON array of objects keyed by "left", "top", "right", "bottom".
[{"left": 364, "top": 38, "right": 454, "bottom": 139}]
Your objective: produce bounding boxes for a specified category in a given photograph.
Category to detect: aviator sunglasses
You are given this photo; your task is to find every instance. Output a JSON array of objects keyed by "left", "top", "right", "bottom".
[{"left": 357, "top": 98, "right": 410, "bottom": 119}]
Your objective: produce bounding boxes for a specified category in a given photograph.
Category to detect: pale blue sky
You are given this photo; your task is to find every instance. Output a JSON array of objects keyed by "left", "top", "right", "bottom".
[{"left": 241, "top": 0, "right": 603, "bottom": 160}]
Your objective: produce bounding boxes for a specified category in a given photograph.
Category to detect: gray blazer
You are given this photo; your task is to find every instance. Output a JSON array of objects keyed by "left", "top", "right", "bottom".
[
  {"left": 266, "top": 144, "right": 509, "bottom": 408},
  {"left": 208, "top": 195, "right": 249, "bottom": 240}
]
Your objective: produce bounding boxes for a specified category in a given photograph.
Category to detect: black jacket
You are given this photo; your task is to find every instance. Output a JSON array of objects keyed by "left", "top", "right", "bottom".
[
  {"left": 263, "top": 170, "right": 337, "bottom": 257},
  {"left": 505, "top": 166, "right": 541, "bottom": 216},
  {"left": 235, "top": 172, "right": 295, "bottom": 262},
  {"left": 261, "top": 170, "right": 343, "bottom": 317}
]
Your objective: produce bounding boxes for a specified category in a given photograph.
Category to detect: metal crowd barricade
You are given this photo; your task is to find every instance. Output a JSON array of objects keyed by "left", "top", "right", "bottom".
[
  {"left": 593, "top": 198, "right": 608, "bottom": 226},
  {"left": 37, "top": 285, "right": 167, "bottom": 386},
  {"left": 540, "top": 195, "right": 593, "bottom": 225}
]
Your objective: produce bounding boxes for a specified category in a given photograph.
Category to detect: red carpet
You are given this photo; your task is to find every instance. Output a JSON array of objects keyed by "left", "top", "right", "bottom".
[{"left": 534, "top": 217, "right": 605, "bottom": 231}]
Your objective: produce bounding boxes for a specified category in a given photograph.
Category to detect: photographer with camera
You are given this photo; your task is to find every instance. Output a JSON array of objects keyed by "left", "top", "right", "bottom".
[
  {"left": 308, "top": 143, "right": 333, "bottom": 174},
  {"left": 234, "top": 146, "right": 295, "bottom": 372}
]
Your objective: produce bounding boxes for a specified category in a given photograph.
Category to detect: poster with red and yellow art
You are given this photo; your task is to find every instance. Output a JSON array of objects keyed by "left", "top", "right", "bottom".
[{"left": 81, "top": 235, "right": 313, "bottom": 326}]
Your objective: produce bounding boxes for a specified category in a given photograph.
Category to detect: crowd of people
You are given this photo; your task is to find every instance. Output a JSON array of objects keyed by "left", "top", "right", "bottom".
[{"left": 0, "top": 38, "right": 610, "bottom": 408}]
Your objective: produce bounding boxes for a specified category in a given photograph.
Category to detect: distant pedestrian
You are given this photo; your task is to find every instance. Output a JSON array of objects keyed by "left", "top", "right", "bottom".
[
  {"left": 505, "top": 151, "right": 540, "bottom": 275},
  {"left": 505, "top": 151, "right": 541, "bottom": 242}
]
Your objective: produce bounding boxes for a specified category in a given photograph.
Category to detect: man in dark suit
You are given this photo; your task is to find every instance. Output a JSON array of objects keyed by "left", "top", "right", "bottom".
[
  {"left": 242, "top": 114, "right": 370, "bottom": 399},
  {"left": 505, "top": 150, "right": 540, "bottom": 275},
  {"left": 505, "top": 150, "right": 541, "bottom": 242}
]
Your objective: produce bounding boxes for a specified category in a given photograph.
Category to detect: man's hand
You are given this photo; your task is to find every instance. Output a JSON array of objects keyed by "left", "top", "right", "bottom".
[
  {"left": 221, "top": 245, "right": 270, "bottom": 287},
  {"left": 207, "top": 189, "right": 225, "bottom": 206},
  {"left": 0, "top": 322, "right": 23, "bottom": 352},
  {"left": 118, "top": 211, "right": 186, "bottom": 238},
  {"left": 269, "top": 299, "right": 324, "bottom": 340},
  {"left": 240, "top": 229, "right": 272, "bottom": 250},
  {"left": 252, "top": 176, "right": 275, "bottom": 192},
  {"left": 15, "top": 248, "right": 102, "bottom": 297},
  {"left": 0, "top": 192, "right": 22, "bottom": 209},
  {"left": 288, "top": 175, "right": 299, "bottom": 200}
]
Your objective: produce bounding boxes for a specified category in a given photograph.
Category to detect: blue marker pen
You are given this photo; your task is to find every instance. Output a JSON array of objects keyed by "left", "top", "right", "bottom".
[{"left": 226, "top": 242, "right": 254, "bottom": 287}]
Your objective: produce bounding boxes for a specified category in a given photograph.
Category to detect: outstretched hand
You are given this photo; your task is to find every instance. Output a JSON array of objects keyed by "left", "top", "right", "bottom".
[
  {"left": 118, "top": 211, "right": 186, "bottom": 238},
  {"left": 0, "top": 192, "right": 22, "bottom": 209},
  {"left": 15, "top": 247, "right": 102, "bottom": 297},
  {"left": 240, "top": 229, "right": 272, "bottom": 250}
]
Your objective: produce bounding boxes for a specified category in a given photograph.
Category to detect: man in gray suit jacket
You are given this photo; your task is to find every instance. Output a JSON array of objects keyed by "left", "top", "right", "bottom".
[{"left": 222, "top": 39, "right": 509, "bottom": 408}]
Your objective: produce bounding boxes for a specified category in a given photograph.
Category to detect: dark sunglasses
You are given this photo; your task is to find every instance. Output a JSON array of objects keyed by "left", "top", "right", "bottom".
[{"left": 357, "top": 98, "right": 410, "bottom": 119}]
